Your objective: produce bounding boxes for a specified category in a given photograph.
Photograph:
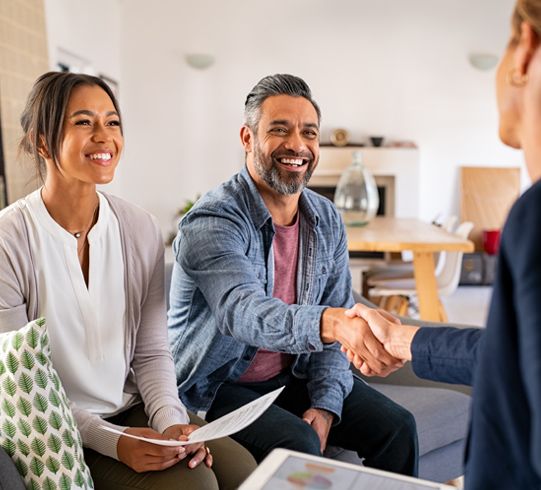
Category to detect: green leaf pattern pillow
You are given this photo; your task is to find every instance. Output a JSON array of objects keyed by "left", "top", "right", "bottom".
[{"left": 0, "top": 318, "right": 94, "bottom": 489}]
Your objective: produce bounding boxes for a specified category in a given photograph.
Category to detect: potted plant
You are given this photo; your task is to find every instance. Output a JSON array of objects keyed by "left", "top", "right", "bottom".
[{"left": 166, "top": 195, "right": 200, "bottom": 245}]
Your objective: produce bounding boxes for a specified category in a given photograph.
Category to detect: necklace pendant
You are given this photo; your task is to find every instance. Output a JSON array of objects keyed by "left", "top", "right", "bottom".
[{"left": 74, "top": 232, "right": 82, "bottom": 238}]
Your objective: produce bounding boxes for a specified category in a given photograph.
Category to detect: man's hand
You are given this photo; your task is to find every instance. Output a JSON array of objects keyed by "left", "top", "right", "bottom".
[
  {"left": 162, "top": 424, "right": 213, "bottom": 469},
  {"left": 117, "top": 427, "right": 186, "bottom": 473},
  {"left": 320, "top": 307, "right": 404, "bottom": 377},
  {"left": 302, "top": 408, "right": 334, "bottom": 453},
  {"left": 341, "top": 303, "right": 419, "bottom": 375}
]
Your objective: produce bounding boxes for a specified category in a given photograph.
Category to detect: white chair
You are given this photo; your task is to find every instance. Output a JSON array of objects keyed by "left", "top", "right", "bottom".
[{"left": 368, "top": 221, "right": 474, "bottom": 321}]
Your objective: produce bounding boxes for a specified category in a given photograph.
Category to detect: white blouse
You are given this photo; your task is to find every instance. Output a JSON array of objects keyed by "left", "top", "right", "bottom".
[{"left": 23, "top": 189, "right": 135, "bottom": 416}]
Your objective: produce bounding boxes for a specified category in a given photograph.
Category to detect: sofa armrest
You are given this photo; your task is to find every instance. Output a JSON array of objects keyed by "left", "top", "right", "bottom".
[{"left": 354, "top": 362, "right": 472, "bottom": 395}]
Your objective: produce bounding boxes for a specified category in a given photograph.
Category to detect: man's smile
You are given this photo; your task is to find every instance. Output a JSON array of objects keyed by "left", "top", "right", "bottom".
[{"left": 278, "top": 157, "right": 306, "bottom": 167}]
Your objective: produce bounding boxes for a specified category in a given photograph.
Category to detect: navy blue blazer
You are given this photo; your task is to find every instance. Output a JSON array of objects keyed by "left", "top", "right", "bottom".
[{"left": 411, "top": 179, "right": 541, "bottom": 489}]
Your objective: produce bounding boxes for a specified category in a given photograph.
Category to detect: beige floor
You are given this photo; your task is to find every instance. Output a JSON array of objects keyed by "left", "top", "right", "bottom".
[{"left": 440, "top": 285, "right": 493, "bottom": 327}]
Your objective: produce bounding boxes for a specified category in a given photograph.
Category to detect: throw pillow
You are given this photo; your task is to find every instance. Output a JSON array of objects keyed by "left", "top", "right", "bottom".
[{"left": 0, "top": 318, "right": 94, "bottom": 490}]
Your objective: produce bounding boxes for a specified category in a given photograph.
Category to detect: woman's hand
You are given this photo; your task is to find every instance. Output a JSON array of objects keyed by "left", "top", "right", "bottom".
[
  {"left": 117, "top": 427, "right": 186, "bottom": 473},
  {"left": 163, "top": 424, "right": 213, "bottom": 468}
]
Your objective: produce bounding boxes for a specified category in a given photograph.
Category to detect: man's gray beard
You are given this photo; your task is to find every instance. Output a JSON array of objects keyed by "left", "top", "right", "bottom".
[{"left": 253, "top": 144, "right": 316, "bottom": 196}]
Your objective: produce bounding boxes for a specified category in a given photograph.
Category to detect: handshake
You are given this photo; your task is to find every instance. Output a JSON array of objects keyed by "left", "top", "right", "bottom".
[{"left": 321, "top": 303, "right": 420, "bottom": 377}]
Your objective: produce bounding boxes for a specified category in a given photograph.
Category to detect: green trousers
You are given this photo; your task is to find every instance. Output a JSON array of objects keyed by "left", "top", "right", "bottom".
[{"left": 84, "top": 404, "right": 257, "bottom": 490}]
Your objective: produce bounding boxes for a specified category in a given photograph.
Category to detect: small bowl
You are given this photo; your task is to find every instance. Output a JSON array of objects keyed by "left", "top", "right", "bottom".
[{"left": 370, "top": 136, "right": 384, "bottom": 147}]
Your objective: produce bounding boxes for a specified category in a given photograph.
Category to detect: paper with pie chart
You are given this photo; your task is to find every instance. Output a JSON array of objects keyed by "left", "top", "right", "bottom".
[
  {"left": 101, "top": 386, "right": 284, "bottom": 446},
  {"left": 263, "top": 455, "right": 358, "bottom": 489},
  {"left": 262, "top": 455, "right": 440, "bottom": 489}
]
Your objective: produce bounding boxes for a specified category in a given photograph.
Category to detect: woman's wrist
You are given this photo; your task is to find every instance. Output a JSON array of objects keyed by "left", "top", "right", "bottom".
[{"left": 386, "top": 325, "right": 419, "bottom": 361}]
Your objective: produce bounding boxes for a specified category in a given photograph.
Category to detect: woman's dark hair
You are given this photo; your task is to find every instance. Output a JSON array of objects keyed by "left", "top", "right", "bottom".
[{"left": 18, "top": 71, "right": 122, "bottom": 181}]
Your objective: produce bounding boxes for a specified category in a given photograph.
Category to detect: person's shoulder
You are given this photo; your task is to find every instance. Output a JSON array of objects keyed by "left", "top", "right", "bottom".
[
  {"left": 200, "top": 171, "right": 248, "bottom": 207},
  {"left": 506, "top": 180, "right": 541, "bottom": 225},
  {"left": 191, "top": 171, "right": 256, "bottom": 223},
  {"left": 515, "top": 179, "right": 541, "bottom": 205},
  {"left": 303, "top": 187, "right": 333, "bottom": 207},
  {"left": 501, "top": 180, "right": 541, "bottom": 253},
  {"left": 0, "top": 195, "right": 32, "bottom": 240},
  {"left": 103, "top": 193, "right": 164, "bottom": 254},
  {"left": 0, "top": 200, "right": 24, "bottom": 224},
  {"left": 104, "top": 193, "right": 159, "bottom": 228},
  {"left": 302, "top": 188, "right": 343, "bottom": 223}
]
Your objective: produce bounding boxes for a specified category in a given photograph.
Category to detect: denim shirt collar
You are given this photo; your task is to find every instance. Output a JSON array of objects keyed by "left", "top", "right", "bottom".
[{"left": 239, "top": 165, "right": 320, "bottom": 231}]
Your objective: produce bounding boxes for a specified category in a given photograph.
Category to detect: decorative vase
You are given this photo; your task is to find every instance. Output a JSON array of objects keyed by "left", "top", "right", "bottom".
[{"left": 334, "top": 151, "right": 379, "bottom": 226}]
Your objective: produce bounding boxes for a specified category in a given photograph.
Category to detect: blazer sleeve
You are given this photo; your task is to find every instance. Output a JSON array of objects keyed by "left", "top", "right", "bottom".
[{"left": 411, "top": 326, "right": 484, "bottom": 386}]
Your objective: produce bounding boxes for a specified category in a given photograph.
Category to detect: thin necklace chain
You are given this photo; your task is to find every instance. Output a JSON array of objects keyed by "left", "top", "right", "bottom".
[
  {"left": 72, "top": 198, "right": 100, "bottom": 238},
  {"left": 77, "top": 203, "right": 99, "bottom": 262}
]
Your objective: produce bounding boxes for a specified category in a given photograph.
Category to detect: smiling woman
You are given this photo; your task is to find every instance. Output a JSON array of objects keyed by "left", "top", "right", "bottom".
[
  {"left": 53, "top": 84, "right": 123, "bottom": 188},
  {"left": 0, "top": 72, "right": 256, "bottom": 490}
]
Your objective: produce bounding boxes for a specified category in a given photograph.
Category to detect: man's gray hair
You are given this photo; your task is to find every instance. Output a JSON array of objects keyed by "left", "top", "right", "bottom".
[{"left": 244, "top": 74, "right": 321, "bottom": 132}]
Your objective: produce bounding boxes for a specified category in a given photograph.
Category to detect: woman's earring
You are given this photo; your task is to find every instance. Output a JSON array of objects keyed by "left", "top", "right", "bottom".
[{"left": 506, "top": 69, "right": 529, "bottom": 87}]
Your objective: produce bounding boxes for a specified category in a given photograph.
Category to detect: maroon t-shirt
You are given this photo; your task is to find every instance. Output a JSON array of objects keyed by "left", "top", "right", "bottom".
[{"left": 237, "top": 214, "right": 299, "bottom": 382}]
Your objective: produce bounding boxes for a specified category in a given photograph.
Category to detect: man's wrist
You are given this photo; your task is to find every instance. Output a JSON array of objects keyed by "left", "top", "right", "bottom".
[
  {"left": 320, "top": 308, "right": 342, "bottom": 344},
  {"left": 316, "top": 408, "right": 335, "bottom": 424}
]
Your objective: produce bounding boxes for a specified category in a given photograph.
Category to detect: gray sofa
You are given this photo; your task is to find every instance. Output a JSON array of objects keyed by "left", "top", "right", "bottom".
[{"left": 0, "top": 446, "right": 25, "bottom": 490}]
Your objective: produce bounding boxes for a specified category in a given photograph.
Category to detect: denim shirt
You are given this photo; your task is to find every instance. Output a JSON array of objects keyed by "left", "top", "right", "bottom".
[{"left": 168, "top": 166, "right": 354, "bottom": 420}]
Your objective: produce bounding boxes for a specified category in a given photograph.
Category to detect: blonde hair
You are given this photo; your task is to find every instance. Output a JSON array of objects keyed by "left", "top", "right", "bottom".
[{"left": 511, "top": 0, "right": 541, "bottom": 44}]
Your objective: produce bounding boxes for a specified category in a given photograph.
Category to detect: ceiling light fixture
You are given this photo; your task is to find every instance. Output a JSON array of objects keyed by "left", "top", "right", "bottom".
[{"left": 185, "top": 54, "right": 215, "bottom": 70}]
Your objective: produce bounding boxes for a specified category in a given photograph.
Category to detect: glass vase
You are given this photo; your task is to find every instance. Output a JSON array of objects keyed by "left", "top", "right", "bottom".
[{"left": 334, "top": 151, "right": 379, "bottom": 226}]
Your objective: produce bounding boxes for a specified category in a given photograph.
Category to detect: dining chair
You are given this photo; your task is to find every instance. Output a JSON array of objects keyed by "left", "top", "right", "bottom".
[
  {"left": 367, "top": 221, "right": 474, "bottom": 321},
  {"left": 362, "top": 215, "right": 459, "bottom": 293}
]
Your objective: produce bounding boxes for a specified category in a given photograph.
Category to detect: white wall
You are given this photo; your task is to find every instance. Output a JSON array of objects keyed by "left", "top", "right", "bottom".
[
  {"left": 44, "top": 0, "right": 526, "bottom": 238},
  {"left": 44, "top": 0, "right": 123, "bottom": 195}
]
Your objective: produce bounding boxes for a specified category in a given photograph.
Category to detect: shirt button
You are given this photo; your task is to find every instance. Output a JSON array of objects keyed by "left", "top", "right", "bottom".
[
  {"left": 309, "top": 344, "right": 316, "bottom": 351},
  {"left": 322, "top": 267, "right": 326, "bottom": 274},
  {"left": 243, "top": 355, "right": 251, "bottom": 361}
]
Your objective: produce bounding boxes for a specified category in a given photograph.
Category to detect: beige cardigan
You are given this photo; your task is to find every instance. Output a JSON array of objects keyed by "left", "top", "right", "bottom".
[{"left": 0, "top": 192, "right": 189, "bottom": 459}]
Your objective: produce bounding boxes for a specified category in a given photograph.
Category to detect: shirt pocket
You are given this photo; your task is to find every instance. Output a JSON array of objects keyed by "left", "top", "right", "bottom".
[{"left": 313, "top": 259, "right": 334, "bottom": 303}]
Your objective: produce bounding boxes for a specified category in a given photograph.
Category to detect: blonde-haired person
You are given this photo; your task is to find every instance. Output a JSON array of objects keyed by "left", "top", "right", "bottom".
[
  {"left": 0, "top": 71, "right": 256, "bottom": 490},
  {"left": 343, "top": 1, "right": 541, "bottom": 488}
]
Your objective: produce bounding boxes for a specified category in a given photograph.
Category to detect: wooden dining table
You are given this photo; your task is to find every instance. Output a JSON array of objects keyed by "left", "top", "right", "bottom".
[{"left": 346, "top": 217, "right": 475, "bottom": 321}]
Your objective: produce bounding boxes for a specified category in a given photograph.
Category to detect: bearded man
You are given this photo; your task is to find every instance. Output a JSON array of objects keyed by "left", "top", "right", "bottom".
[{"left": 167, "top": 74, "right": 418, "bottom": 476}]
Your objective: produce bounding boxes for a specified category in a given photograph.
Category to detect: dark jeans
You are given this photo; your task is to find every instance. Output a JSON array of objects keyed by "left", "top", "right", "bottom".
[{"left": 207, "top": 372, "right": 419, "bottom": 477}]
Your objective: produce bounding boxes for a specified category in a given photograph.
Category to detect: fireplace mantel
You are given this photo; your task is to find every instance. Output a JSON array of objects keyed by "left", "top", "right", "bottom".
[{"left": 311, "top": 146, "right": 420, "bottom": 218}]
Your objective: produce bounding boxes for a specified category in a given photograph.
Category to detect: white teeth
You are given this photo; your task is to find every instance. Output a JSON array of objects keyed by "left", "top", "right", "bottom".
[
  {"left": 280, "top": 158, "right": 304, "bottom": 166},
  {"left": 89, "top": 153, "right": 112, "bottom": 161}
]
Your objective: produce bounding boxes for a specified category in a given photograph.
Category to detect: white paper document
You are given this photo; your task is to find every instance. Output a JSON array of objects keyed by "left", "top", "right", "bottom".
[{"left": 101, "top": 386, "right": 284, "bottom": 446}]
